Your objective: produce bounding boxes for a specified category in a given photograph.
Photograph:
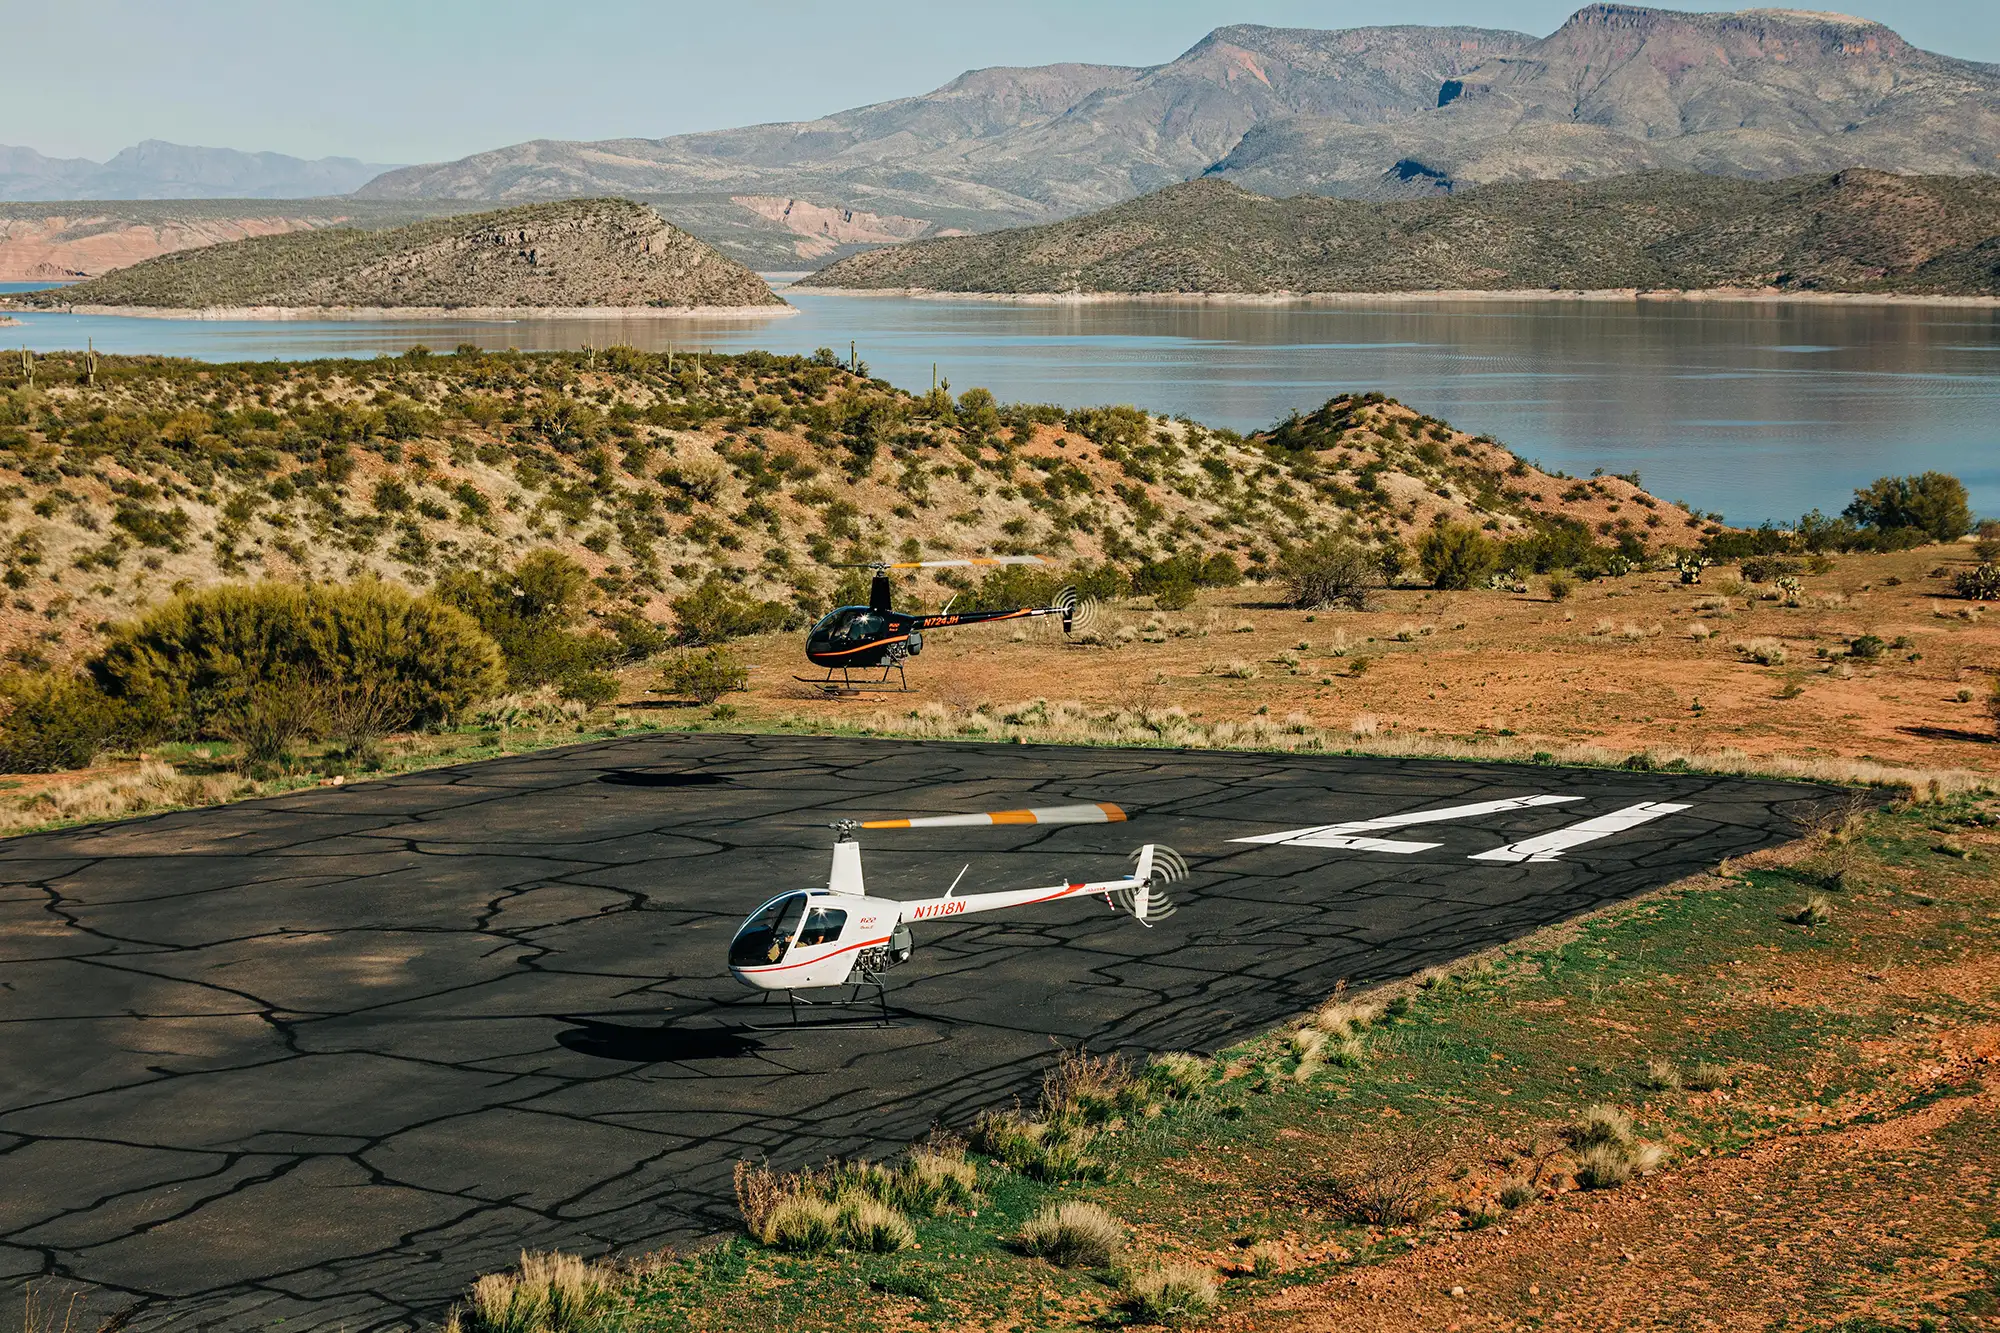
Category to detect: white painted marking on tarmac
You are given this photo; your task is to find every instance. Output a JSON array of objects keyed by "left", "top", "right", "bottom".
[
  {"left": 1232, "top": 794, "right": 1581, "bottom": 853},
  {"left": 1469, "top": 801, "right": 1693, "bottom": 863}
]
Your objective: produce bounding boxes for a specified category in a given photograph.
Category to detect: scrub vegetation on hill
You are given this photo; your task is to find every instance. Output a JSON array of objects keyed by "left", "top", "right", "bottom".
[
  {"left": 0, "top": 341, "right": 1987, "bottom": 797},
  {"left": 0, "top": 198, "right": 782, "bottom": 310},
  {"left": 801, "top": 170, "right": 2000, "bottom": 297}
]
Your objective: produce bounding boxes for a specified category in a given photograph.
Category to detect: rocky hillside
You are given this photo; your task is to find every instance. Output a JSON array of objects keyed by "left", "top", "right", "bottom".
[
  {"left": 354, "top": 6, "right": 2000, "bottom": 230},
  {"left": 0, "top": 346, "right": 1708, "bottom": 665},
  {"left": 801, "top": 171, "right": 2000, "bottom": 296},
  {"left": 2, "top": 199, "right": 782, "bottom": 311}
]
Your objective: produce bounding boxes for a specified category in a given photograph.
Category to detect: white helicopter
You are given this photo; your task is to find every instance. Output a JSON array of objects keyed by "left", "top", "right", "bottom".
[{"left": 726, "top": 803, "right": 1184, "bottom": 1016}]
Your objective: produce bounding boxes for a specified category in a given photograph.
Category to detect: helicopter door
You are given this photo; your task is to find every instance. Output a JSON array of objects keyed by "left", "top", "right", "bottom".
[
  {"left": 795, "top": 905, "right": 847, "bottom": 948},
  {"left": 729, "top": 893, "right": 808, "bottom": 967}
]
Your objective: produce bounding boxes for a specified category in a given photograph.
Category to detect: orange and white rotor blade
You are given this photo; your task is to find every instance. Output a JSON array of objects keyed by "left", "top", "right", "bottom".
[
  {"left": 879, "top": 555, "right": 1049, "bottom": 570},
  {"left": 862, "top": 802, "right": 1125, "bottom": 829}
]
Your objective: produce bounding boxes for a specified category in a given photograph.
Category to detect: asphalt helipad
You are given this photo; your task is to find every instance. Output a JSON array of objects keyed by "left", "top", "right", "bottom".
[{"left": 0, "top": 733, "right": 1828, "bottom": 1329}]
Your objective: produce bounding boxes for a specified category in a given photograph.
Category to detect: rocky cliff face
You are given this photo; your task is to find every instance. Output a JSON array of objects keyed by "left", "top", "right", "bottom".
[
  {"left": 1209, "top": 5, "right": 2000, "bottom": 196},
  {"left": 0, "top": 212, "right": 340, "bottom": 281},
  {"left": 354, "top": 6, "right": 2000, "bottom": 234},
  {"left": 5, "top": 199, "right": 784, "bottom": 310}
]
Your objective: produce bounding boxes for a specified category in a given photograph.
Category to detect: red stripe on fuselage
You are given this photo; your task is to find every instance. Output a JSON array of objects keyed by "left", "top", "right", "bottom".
[{"left": 734, "top": 935, "right": 892, "bottom": 976}]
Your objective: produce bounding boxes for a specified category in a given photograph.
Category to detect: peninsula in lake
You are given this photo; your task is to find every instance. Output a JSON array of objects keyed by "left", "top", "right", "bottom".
[
  {"left": 2, "top": 199, "right": 785, "bottom": 316},
  {"left": 798, "top": 170, "right": 2000, "bottom": 299}
]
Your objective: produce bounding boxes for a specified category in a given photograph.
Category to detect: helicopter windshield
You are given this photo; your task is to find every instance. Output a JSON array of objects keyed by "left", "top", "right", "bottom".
[{"left": 728, "top": 893, "right": 808, "bottom": 967}]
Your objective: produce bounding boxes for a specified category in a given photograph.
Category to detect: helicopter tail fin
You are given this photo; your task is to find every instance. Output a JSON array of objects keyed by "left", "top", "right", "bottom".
[{"left": 1117, "top": 844, "right": 1186, "bottom": 926}]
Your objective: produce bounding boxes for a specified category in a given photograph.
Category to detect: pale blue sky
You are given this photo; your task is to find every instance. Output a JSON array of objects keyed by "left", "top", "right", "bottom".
[{"left": 7, "top": 0, "right": 1997, "bottom": 165}]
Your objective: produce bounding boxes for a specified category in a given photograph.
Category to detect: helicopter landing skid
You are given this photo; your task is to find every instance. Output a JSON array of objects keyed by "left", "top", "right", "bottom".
[
  {"left": 794, "top": 663, "right": 912, "bottom": 695},
  {"left": 742, "top": 978, "right": 898, "bottom": 1030}
]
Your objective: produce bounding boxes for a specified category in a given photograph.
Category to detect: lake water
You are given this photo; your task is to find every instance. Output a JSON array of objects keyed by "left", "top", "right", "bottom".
[{"left": 6, "top": 280, "right": 1997, "bottom": 525}]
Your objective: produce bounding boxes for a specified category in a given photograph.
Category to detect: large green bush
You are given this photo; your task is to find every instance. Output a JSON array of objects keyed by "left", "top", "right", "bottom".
[
  {"left": 671, "top": 574, "right": 792, "bottom": 644},
  {"left": 1278, "top": 536, "right": 1378, "bottom": 610},
  {"left": 0, "top": 672, "right": 123, "bottom": 772},
  {"left": 1844, "top": 473, "right": 1971, "bottom": 543},
  {"left": 90, "top": 579, "right": 503, "bottom": 745},
  {"left": 1418, "top": 522, "right": 1499, "bottom": 590},
  {"left": 435, "top": 550, "right": 621, "bottom": 700}
]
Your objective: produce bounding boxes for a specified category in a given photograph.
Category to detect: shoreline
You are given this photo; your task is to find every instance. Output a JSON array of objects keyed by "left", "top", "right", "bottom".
[
  {"left": 796, "top": 285, "right": 2000, "bottom": 309},
  {"left": 3, "top": 301, "right": 797, "bottom": 322}
]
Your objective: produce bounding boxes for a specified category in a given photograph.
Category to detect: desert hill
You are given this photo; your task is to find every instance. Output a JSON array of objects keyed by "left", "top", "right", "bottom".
[
  {"left": 1, "top": 199, "right": 782, "bottom": 312},
  {"left": 799, "top": 171, "right": 2000, "bottom": 296},
  {"left": 354, "top": 6, "right": 2000, "bottom": 233},
  {"left": 0, "top": 345, "right": 1707, "bottom": 666}
]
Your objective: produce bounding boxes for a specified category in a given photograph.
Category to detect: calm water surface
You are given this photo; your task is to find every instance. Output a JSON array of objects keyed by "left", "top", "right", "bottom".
[{"left": 5, "top": 281, "right": 1996, "bottom": 525}]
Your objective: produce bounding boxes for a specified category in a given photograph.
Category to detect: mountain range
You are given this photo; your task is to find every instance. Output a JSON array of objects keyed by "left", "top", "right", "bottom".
[
  {"left": 0, "top": 140, "right": 399, "bottom": 201},
  {"left": 359, "top": 5, "right": 2000, "bottom": 232}
]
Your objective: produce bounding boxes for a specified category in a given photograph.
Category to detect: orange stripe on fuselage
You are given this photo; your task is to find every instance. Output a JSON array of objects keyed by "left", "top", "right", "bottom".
[{"left": 810, "top": 634, "right": 909, "bottom": 660}]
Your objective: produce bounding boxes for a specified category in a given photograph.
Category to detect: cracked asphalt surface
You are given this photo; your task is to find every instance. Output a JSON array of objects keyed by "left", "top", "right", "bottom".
[{"left": 0, "top": 733, "right": 1827, "bottom": 1330}]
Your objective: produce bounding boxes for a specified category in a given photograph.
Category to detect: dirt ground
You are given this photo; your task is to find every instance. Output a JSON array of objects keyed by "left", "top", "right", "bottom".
[{"left": 732, "top": 542, "right": 1999, "bottom": 777}]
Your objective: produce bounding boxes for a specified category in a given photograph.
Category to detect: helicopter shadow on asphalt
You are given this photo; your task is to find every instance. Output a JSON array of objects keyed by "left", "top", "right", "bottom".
[{"left": 551, "top": 998, "right": 940, "bottom": 1067}]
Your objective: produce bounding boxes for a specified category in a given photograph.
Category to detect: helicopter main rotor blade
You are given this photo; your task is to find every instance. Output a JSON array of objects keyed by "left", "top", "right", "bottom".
[
  {"left": 861, "top": 802, "right": 1126, "bottom": 829},
  {"left": 831, "top": 555, "right": 1050, "bottom": 571}
]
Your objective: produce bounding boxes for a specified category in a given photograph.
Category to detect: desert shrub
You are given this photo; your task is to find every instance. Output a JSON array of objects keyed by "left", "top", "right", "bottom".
[
  {"left": 1016, "top": 1201, "right": 1123, "bottom": 1267},
  {"left": 91, "top": 580, "right": 504, "bottom": 744},
  {"left": 968, "top": 1108, "right": 1104, "bottom": 1182},
  {"left": 1638, "top": 1059, "right": 1683, "bottom": 1092},
  {"left": 670, "top": 573, "right": 791, "bottom": 644},
  {"left": 1739, "top": 557, "right": 1800, "bottom": 584},
  {"left": 435, "top": 550, "right": 618, "bottom": 701},
  {"left": 660, "top": 648, "right": 748, "bottom": 705},
  {"left": 1497, "top": 1178, "right": 1536, "bottom": 1209},
  {"left": 447, "top": 1250, "right": 617, "bottom": 1333},
  {"left": 1278, "top": 536, "right": 1377, "bottom": 610},
  {"left": 1844, "top": 472, "right": 1971, "bottom": 542},
  {"left": 1319, "top": 1143, "right": 1440, "bottom": 1225},
  {"left": 600, "top": 611, "right": 670, "bottom": 664},
  {"left": 1546, "top": 572, "right": 1573, "bottom": 602},
  {"left": 1418, "top": 522, "right": 1497, "bottom": 590},
  {"left": 1040, "top": 1047, "right": 1130, "bottom": 1123},
  {"left": 1847, "top": 634, "right": 1884, "bottom": 659},
  {"left": 896, "top": 1138, "right": 980, "bottom": 1214},
  {"left": 1789, "top": 893, "right": 1834, "bottom": 926},
  {"left": 1956, "top": 563, "right": 2000, "bottom": 600},
  {"left": 0, "top": 671, "right": 123, "bottom": 772},
  {"left": 1120, "top": 1263, "right": 1219, "bottom": 1323},
  {"left": 1735, "top": 637, "right": 1787, "bottom": 666}
]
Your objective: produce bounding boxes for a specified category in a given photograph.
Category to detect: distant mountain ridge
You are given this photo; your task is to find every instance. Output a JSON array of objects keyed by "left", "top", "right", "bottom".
[
  {"left": 2, "top": 199, "right": 782, "bottom": 312},
  {"left": 0, "top": 140, "right": 399, "bottom": 201},
  {"left": 798, "top": 170, "right": 2000, "bottom": 297},
  {"left": 357, "top": 5, "right": 2000, "bottom": 235}
]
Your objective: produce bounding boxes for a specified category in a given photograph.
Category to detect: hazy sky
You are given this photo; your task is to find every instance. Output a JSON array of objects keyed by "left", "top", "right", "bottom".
[{"left": 8, "top": 0, "right": 1998, "bottom": 165}]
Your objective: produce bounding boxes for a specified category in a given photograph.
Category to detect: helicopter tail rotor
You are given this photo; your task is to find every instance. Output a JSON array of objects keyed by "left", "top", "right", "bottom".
[
  {"left": 1118, "top": 844, "right": 1186, "bottom": 925},
  {"left": 1055, "top": 585, "right": 1101, "bottom": 636}
]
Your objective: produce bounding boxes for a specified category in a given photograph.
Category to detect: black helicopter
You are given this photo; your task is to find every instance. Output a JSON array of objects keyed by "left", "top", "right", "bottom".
[{"left": 800, "top": 556, "right": 1085, "bottom": 692}]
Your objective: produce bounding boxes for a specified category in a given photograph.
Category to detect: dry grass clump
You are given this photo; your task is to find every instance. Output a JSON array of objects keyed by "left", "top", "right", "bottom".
[
  {"left": 969, "top": 1107, "right": 1106, "bottom": 1182},
  {"left": 1735, "top": 637, "right": 1787, "bottom": 666},
  {"left": 733, "top": 1140, "right": 972, "bottom": 1252},
  {"left": 1562, "top": 1104, "right": 1665, "bottom": 1189},
  {"left": 0, "top": 761, "right": 253, "bottom": 834},
  {"left": 1016, "top": 1200, "right": 1125, "bottom": 1267},
  {"left": 1497, "top": 1177, "right": 1537, "bottom": 1209},
  {"left": 1120, "top": 1262, "right": 1220, "bottom": 1323},
  {"left": 1788, "top": 893, "right": 1835, "bottom": 926},
  {"left": 1142, "top": 1052, "right": 1214, "bottom": 1100},
  {"left": 445, "top": 1251, "right": 618, "bottom": 1333},
  {"left": 1638, "top": 1058, "right": 1683, "bottom": 1091},
  {"left": 1684, "top": 1061, "right": 1730, "bottom": 1091}
]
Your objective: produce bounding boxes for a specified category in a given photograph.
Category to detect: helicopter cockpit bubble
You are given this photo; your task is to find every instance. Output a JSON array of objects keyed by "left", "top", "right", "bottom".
[{"left": 728, "top": 892, "right": 808, "bottom": 967}]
